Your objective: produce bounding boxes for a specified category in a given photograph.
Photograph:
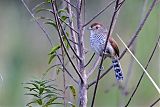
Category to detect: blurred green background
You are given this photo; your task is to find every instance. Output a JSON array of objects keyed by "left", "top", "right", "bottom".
[{"left": 0, "top": 0, "right": 159, "bottom": 107}]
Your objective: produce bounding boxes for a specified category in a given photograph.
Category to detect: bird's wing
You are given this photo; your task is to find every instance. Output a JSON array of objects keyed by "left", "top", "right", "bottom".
[{"left": 109, "top": 37, "right": 119, "bottom": 57}]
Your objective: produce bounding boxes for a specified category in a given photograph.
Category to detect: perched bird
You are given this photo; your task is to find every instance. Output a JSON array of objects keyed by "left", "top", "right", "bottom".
[{"left": 88, "top": 23, "right": 123, "bottom": 80}]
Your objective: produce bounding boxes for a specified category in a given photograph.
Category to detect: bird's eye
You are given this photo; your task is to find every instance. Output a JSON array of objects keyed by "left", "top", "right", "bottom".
[{"left": 96, "top": 26, "right": 99, "bottom": 29}]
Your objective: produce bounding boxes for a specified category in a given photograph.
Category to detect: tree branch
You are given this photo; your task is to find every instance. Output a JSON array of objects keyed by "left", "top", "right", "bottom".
[
  {"left": 64, "top": 0, "right": 78, "bottom": 10},
  {"left": 87, "top": 55, "right": 101, "bottom": 78},
  {"left": 84, "top": 53, "right": 95, "bottom": 67},
  {"left": 51, "top": 0, "right": 83, "bottom": 82},
  {"left": 76, "top": 0, "right": 87, "bottom": 106},
  {"left": 125, "top": 35, "right": 160, "bottom": 106},
  {"left": 150, "top": 98, "right": 160, "bottom": 107},
  {"left": 56, "top": 53, "right": 78, "bottom": 84},
  {"left": 50, "top": 3, "right": 82, "bottom": 62},
  {"left": 65, "top": 0, "right": 79, "bottom": 65},
  {"left": 83, "top": 0, "right": 116, "bottom": 27}
]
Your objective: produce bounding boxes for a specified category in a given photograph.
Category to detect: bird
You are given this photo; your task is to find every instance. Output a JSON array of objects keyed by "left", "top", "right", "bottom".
[{"left": 88, "top": 22, "right": 123, "bottom": 80}]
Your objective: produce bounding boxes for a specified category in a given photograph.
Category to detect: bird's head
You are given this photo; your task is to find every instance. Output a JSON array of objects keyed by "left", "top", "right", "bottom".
[{"left": 88, "top": 23, "right": 107, "bottom": 34}]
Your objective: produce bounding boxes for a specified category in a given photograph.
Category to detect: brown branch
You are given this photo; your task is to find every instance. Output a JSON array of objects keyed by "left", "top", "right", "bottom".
[
  {"left": 50, "top": 9, "right": 81, "bottom": 61},
  {"left": 84, "top": 53, "right": 95, "bottom": 67},
  {"left": 56, "top": 53, "right": 78, "bottom": 84},
  {"left": 125, "top": 35, "right": 160, "bottom": 107},
  {"left": 150, "top": 98, "right": 160, "bottom": 107},
  {"left": 68, "top": 38, "right": 78, "bottom": 45},
  {"left": 83, "top": 0, "right": 116, "bottom": 27},
  {"left": 88, "top": 0, "right": 157, "bottom": 89},
  {"left": 64, "top": 0, "right": 77, "bottom": 9},
  {"left": 87, "top": 56, "right": 101, "bottom": 78},
  {"left": 58, "top": 17, "right": 79, "bottom": 34},
  {"left": 76, "top": 0, "right": 87, "bottom": 106},
  {"left": 65, "top": 0, "right": 79, "bottom": 65},
  {"left": 61, "top": 42, "right": 67, "bottom": 107},
  {"left": 122, "top": 1, "right": 148, "bottom": 105},
  {"left": 51, "top": 0, "right": 83, "bottom": 82}
]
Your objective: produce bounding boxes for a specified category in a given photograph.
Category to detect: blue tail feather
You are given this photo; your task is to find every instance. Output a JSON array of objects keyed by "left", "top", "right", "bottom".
[{"left": 112, "top": 59, "right": 123, "bottom": 80}]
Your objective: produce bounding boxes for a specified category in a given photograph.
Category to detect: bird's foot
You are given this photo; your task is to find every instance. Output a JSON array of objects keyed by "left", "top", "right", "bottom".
[{"left": 99, "top": 66, "right": 104, "bottom": 71}]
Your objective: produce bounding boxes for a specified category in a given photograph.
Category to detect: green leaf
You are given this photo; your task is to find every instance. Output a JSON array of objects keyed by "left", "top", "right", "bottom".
[
  {"left": 36, "top": 16, "right": 53, "bottom": 22},
  {"left": 48, "top": 44, "right": 61, "bottom": 64},
  {"left": 25, "top": 93, "right": 39, "bottom": 98},
  {"left": 35, "top": 8, "right": 52, "bottom": 14},
  {"left": 68, "top": 85, "right": 76, "bottom": 99},
  {"left": 48, "top": 54, "right": 56, "bottom": 64},
  {"left": 39, "top": 87, "right": 45, "bottom": 95},
  {"left": 45, "top": 21, "right": 58, "bottom": 31},
  {"left": 45, "top": 97, "right": 58, "bottom": 105},
  {"left": 49, "top": 45, "right": 61, "bottom": 55},
  {"left": 36, "top": 99, "right": 43, "bottom": 105},
  {"left": 58, "top": 9, "right": 67, "bottom": 15},
  {"left": 26, "top": 100, "right": 37, "bottom": 106},
  {"left": 45, "top": 0, "right": 52, "bottom": 3},
  {"left": 62, "top": 32, "right": 70, "bottom": 49},
  {"left": 56, "top": 67, "right": 62, "bottom": 75},
  {"left": 60, "top": 16, "right": 69, "bottom": 22},
  {"left": 24, "top": 82, "right": 40, "bottom": 90}
]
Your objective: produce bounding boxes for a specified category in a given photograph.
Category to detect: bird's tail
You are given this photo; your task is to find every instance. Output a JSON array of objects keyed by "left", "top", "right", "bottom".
[{"left": 112, "top": 58, "right": 123, "bottom": 80}]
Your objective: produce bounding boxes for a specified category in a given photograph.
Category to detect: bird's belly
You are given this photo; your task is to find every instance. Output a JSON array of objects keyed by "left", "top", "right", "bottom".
[
  {"left": 90, "top": 38, "right": 104, "bottom": 55},
  {"left": 90, "top": 39, "right": 115, "bottom": 58}
]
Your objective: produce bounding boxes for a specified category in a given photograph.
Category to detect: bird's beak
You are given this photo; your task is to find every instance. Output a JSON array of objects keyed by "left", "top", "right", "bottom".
[{"left": 87, "top": 27, "right": 92, "bottom": 30}]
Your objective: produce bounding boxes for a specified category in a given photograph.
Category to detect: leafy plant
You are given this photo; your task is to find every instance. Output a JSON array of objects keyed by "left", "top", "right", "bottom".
[{"left": 23, "top": 79, "right": 63, "bottom": 107}]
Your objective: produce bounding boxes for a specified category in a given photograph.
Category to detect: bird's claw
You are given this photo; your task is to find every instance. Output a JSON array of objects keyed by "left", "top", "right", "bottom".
[{"left": 99, "top": 66, "right": 104, "bottom": 71}]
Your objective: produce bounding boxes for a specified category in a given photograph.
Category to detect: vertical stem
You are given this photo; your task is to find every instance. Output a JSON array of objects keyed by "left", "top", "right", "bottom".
[
  {"left": 76, "top": 0, "right": 87, "bottom": 107},
  {"left": 66, "top": 0, "right": 79, "bottom": 64},
  {"left": 61, "top": 47, "right": 66, "bottom": 107}
]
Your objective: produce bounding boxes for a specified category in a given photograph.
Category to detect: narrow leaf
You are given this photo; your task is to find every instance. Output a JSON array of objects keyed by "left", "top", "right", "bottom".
[
  {"left": 49, "top": 45, "right": 61, "bottom": 55},
  {"left": 35, "top": 8, "right": 52, "bottom": 14},
  {"left": 69, "top": 85, "right": 76, "bottom": 99},
  {"left": 48, "top": 54, "right": 56, "bottom": 64},
  {"left": 45, "top": 97, "right": 58, "bottom": 105}
]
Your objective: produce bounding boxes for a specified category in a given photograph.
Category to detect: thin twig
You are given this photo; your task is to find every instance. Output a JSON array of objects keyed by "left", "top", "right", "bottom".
[
  {"left": 56, "top": 53, "right": 78, "bottom": 84},
  {"left": 84, "top": 53, "right": 95, "bottom": 67},
  {"left": 77, "top": 0, "right": 87, "bottom": 106},
  {"left": 21, "top": 0, "right": 53, "bottom": 47},
  {"left": 83, "top": 0, "right": 116, "bottom": 27},
  {"left": 88, "top": 0, "right": 157, "bottom": 89},
  {"left": 91, "top": 0, "right": 122, "bottom": 106},
  {"left": 150, "top": 98, "right": 160, "bottom": 107},
  {"left": 64, "top": 0, "right": 77, "bottom": 10},
  {"left": 66, "top": 0, "right": 79, "bottom": 65},
  {"left": 158, "top": 41, "right": 160, "bottom": 48},
  {"left": 50, "top": 4, "right": 81, "bottom": 61},
  {"left": 61, "top": 42, "right": 67, "bottom": 107},
  {"left": 110, "top": 0, "right": 124, "bottom": 35},
  {"left": 122, "top": 0, "right": 148, "bottom": 105},
  {"left": 58, "top": 17, "right": 79, "bottom": 34},
  {"left": 51, "top": 0, "right": 83, "bottom": 82},
  {"left": 87, "top": 56, "right": 101, "bottom": 78},
  {"left": 125, "top": 35, "right": 160, "bottom": 106},
  {"left": 68, "top": 39, "right": 78, "bottom": 45}
]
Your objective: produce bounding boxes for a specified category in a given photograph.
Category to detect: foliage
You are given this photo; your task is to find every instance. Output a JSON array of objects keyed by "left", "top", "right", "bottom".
[{"left": 23, "top": 79, "right": 63, "bottom": 107}]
